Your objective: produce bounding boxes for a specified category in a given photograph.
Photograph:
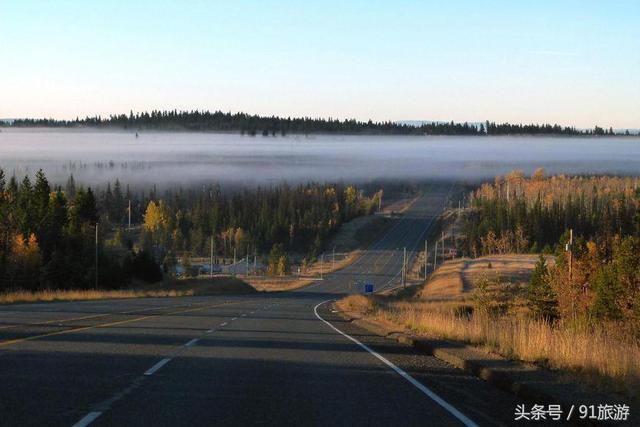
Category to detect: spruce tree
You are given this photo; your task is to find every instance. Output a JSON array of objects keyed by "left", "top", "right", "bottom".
[{"left": 527, "top": 254, "right": 559, "bottom": 321}]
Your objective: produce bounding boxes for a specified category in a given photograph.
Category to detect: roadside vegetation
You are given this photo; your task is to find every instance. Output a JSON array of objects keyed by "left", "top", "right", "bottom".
[
  {"left": 340, "top": 170, "right": 640, "bottom": 395},
  {"left": 0, "top": 276, "right": 254, "bottom": 304},
  {"left": 0, "top": 167, "right": 379, "bottom": 294},
  {"left": 463, "top": 170, "right": 640, "bottom": 332}
]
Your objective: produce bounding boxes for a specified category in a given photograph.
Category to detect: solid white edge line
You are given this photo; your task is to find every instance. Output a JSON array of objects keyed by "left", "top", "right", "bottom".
[
  {"left": 313, "top": 300, "right": 478, "bottom": 427},
  {"left": 144, "top": 357, "right": 171, "bottom": 376},
  {"left": 185, "top": 338, "right": 199, "bottom": 347},
  {"left": 71, "top": 411, "right": 103, "bottom": 427}
]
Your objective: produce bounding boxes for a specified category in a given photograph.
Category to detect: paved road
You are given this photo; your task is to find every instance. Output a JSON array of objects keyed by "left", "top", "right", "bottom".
[{"left": 0, "top": 185, "right": 530, "bottom": 427}]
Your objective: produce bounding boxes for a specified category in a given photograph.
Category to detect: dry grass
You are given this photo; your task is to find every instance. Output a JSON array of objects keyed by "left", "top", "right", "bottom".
[
  {"left": 245, "top": 250, "right": 361, "bottom": 292},
  {"left": 246, "top": 277, "right": 316, "bottom": 292},
  {"left": 0, "top": 288, "right": 194, "bottom": 304},
  {"left": 338, "top": 295, "right": 640, "bottom": 395},
  {"left": 463, "top": 254, "right": 542, "bottom": 287},
  {"left": 339, "top": 253, "right": 640, "bottom": 394},
  {"left": 0, "top": 277, "right": 256, "bottom": 304},
  {"left": 302, "top": 250, "right": 361, "bottom": 276},
  {"left": 418, "top": 259, "right": 466, "bottom": 300},
  {"left": 418, "top": 255, "right": 544, "bottom": 303},
  {"left": 387, "top": 302, "right": 638, "bottom": 391}
]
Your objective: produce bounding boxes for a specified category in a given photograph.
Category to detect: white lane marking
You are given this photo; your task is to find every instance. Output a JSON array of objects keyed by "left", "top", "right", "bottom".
[
  {"left": 185, "top": 338, "right": 199, "bottom": 347},
  {"left": 71, "top": 411, "right": 102, "bottom": 427},
  {"left": 144, "top": 358, "right": 171, "bottom": 376},
  {"left": 241, "top": 313, "right": 247, "bottom": 317},
  {"left": 220, "top": 322, "right": 228, "bottom": 326},
  {"left": 313, "top": 300, "right": 478, "bottom": 427},
  {"left": 206, "top": 329, "right": 214, "bottom": 333},
  {"left": 232, "top": 317, "right": 238, "bottom": 321}
]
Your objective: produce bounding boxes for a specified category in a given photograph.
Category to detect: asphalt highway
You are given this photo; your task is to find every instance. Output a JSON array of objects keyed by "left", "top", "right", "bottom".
[{"left": 0, "top": 185, "right": 532, "bottom": 427}]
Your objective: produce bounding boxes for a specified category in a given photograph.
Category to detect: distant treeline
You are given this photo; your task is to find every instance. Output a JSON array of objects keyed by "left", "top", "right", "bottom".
[{"left": 4, "top": 110, "right": 635, "bottom": 136}]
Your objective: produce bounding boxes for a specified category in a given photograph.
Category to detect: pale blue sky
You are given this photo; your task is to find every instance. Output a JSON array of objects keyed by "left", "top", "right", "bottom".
[{"left": 1, "top": 1, "right": 638, "bottom": 127}]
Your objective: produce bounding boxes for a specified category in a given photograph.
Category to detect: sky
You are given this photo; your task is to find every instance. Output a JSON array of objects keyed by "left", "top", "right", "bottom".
[{"left": 1, "top": 0, "right": 638, "bottom": 128}]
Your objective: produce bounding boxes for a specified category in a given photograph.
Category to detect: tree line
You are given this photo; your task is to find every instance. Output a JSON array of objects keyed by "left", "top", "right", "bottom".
[
  {"left": 462, "top": 170, "right": 640, "bottom": 333},
  {"left": 136, "top": 183, "right": 380, "bottom": 272},
  {"left": 0, "top": 168, "right": 379, "bottom": 292},
  {"left": 4, "top": 110, "right": 635, "bottom": 136}
]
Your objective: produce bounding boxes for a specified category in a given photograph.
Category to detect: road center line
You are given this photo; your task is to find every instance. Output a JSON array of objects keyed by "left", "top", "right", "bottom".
[
  {"left": 71, "top": 411, "right": 103, "bottom": 427},
  {"left": 313, "top": 300, "right": 478, "bottom": 427},
  {"left": 144, "top": 358, "right": 172, "bottom": 376},
  {"left": 0, "top": 301, "right": 246, "bottom": 348}
]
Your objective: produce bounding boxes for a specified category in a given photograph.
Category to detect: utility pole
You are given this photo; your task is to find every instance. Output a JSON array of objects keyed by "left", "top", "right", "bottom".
[
  {"left": 378, "top": 191, "right": 382, "bottom": 212},
  {"left": 233, "top": 247, "right": 237, "bottom": 277},
  {"left": 128, "top": 199, "right": 131, "bottom": 230},
  {"left": 441, "top": 231, "right": 445, "bottom": 261},
  {"left": 210, "top": 236, "right": 214, "bottom": 278},
  {"left": 246, "top": 246, "right": 249, "bottom": 276},
  {"left": 320, "top": 254, "right": 324, "bottom": 280},
  {"left": 95, "top": 223, "right": 99, "bottom": 289},
  {"left": 254, "top": 248, "right": 257, "bottom": 276},
  {"left": 402, "top": 247, "right": 407, "bottom": 287},
  {"left": 332, "top": 246, "right": 336, "bottom": 270},
  {"left": 424, "top": 239, "right": 428, "bottom": 279},
  {"left": 434, "top": 240, "right": 438, "bottom": 269}
]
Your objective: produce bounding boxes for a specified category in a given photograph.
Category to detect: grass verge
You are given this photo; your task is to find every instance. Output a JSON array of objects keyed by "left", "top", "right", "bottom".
[
  {"left": 0, "top": 277, "right": 255, "bottom": 304},
  {"left": 338, "top": 294, "right": 640, "bottom": 396}
]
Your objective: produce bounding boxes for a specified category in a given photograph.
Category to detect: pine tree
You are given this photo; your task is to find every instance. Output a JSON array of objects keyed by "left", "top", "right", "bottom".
[{"left": 527, "top": 254, "right": 559, "bottom": 321}]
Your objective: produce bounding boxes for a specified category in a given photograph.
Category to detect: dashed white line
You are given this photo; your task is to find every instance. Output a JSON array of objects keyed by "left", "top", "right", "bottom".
[
  {"left": 231, "top": 317, "right": 238, "bottom": 321},
  {"left": 241, "top": 313, "right": 247, "bottom": 317},
  {"left": 220, "top": 322, "right": 228, "bottom": 326},
  {"left": 313, "top": 300, "right": 478, "bottom": 427},
  {"left": 71, "top": 411, "right": 102, "bottom": 427},
  {"left": 184, "top": 338, "right": 199, "bottom": 347},
  {"left": 144, "top": 358, "right": 171, "bottom": 376},
  {"left": 206, "top": 329, "right": 214, "bottom": 333}
]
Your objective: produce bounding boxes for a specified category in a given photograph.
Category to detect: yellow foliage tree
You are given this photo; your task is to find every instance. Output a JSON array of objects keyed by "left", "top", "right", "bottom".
[
  {"left": 143, "top": 200, "right": 167, "bottom": 232},
  {"left": 9, "top": 233, "right": 42, "bottom": 286}
]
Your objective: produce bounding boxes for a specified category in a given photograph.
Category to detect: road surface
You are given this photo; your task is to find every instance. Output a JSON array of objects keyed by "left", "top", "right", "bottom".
[{"left": 0, "top": 185, "right": 529, "bottom": 426}]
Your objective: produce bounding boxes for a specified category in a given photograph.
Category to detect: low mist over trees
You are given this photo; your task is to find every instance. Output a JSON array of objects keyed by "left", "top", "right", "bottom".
[{"left": 4, "top": 110, "right": 634, "bottom": 136}]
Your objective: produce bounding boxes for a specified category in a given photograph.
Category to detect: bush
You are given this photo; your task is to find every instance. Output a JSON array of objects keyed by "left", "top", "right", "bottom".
[{"left": 129, "top": 250, "right": 163, "bottom": 283}]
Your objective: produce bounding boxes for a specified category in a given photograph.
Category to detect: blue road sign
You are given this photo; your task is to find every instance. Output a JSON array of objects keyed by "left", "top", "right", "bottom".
[{"left": 364, "top": 282, "right": 374, "bottom": 294}]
